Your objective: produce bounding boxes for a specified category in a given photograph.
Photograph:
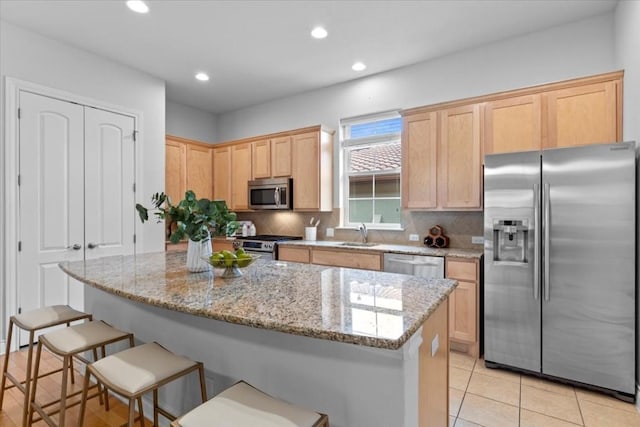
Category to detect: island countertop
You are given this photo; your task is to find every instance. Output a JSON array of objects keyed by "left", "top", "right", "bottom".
[{"left": 60, "top": 251, "right": 456, "bottom": 350}]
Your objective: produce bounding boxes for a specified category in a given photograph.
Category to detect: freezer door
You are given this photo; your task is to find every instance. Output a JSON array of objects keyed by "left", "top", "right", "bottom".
[
  {"left": 542, "top": 142, "right": 636, "bottom": 395},
  {"left": 484, "top": 151, "right": 541, "bottom": 372}
]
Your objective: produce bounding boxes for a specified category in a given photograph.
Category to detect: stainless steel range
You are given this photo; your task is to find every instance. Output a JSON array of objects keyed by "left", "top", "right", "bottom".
[{"left": 234, "top": 235, "right": 302, "bottom": 259}]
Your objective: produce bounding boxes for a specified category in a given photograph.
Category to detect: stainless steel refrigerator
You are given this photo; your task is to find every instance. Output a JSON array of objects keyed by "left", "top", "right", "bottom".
[{"left": 484, "top": 141, "right": 637, "bottom": 401}]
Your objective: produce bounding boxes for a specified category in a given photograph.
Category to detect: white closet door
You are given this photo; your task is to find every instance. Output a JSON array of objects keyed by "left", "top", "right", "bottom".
[
  {"left": 18, "top": 91, "right": 85, "bottom": 344},
  {"left": 84, "top": 107, "right": 136, "bottom": 259}
]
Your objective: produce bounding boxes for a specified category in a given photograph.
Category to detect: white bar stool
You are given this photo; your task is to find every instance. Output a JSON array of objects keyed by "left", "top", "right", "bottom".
[
  {"left": 28, "top": 320, "right": 134, "bottom": 427},
  {"left": 171, "top": 380, "right": 329, "bottom": 427},
  {"left": 0, "top": 305, "right": 92, "bottom": 427},
  {"left": 78, "top": 342, "right": 207, "bottom": 427}
]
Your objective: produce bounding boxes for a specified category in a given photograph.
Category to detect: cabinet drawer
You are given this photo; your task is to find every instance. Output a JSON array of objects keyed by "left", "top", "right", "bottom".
[
  {"left": 446, "top": 258, "right": 477, "bottom": 281},
  {"left": 311, "top": 249, "right": 382, "bottom": 271},
  {"left": 278, "top": 246, "right": 310, "bottom": 263}
]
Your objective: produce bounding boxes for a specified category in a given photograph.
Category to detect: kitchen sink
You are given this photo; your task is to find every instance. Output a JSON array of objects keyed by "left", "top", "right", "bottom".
[{"left": 338, "top": 242, "right": 379, "bottom": 247}]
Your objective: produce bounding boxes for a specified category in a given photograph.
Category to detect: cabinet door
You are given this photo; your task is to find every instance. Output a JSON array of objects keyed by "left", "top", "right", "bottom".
[
  {"left": 449, "top": 281, "right": 477, "bottom": 343},
  {"left": 271, "top": 135, "right": 292, "bottom": 177},
  {"left": 311, "top": 249, "right": 382, "bottom": 271},
  {"left": 402, "top": 112, "right": 438, "bottom": 209},
  {"left": 292, "top": 131, "right": 320, "bottom": 210},
  {"left": 213, "top": 146, "right": 231, "bottom": 204},
  {"left": 230, "top": 142, "right": 252, "bottom": 210},
  {"left": 186, "top": 144, "right": 213, "bottom": 200},
  {"left": 484, "top": 95, "right": 542, "bottom": 154},
  {"left": 252, "top": 139, "right": 271, "bottom": 179},
  {"left": 546, "top": 80, "right": 618, "bottom": 149},
  {"left": 165, "top": 138, "right": 187, "bottom": 204},
  {"left": 278, "top": 246, "right": 310, "bottom": 263},
  {"left": 439, "top": 104, "right": 481, "bottom": 209}
]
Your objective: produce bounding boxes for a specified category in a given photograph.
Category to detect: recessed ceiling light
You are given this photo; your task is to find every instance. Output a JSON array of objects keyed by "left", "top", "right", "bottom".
[
  {"left": 126, "top": 0, "right": 149, "bottom": 14},
  {"left": 195, "top": 72, "right": 210, "bottom": 82},
  {"left": 311, "top": 27, "right": 328, "bottom": 39},
  {"left": 352, "top": 62, "right": 366, "bottom": 71}
]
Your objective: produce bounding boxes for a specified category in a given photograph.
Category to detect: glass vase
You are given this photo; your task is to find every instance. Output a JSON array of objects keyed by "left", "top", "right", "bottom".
[{"left": 186, "top": 236, "right": 212, "bottom": 272}]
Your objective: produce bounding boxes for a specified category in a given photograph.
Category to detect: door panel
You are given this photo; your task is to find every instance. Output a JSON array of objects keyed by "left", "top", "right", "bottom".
[
  {"left": 542, "top": 142, "right": 636, "bottom": 394},
  {"left": 18, "top": 91, "right": 84, "bottom": 344},
  {"left": 84, "top": 107, "right": 136, "bottom": 259},
  {"left": 484, "top": 151, "right": 541, "bottom": 372}
]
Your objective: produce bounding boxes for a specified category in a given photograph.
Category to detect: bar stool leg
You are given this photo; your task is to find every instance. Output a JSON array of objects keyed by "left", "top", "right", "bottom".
[
  {"left": 58, "top": 354, "right": 70, "bottom": 427},
  {"left": 21, "top": 330, "right": 36, "bottom": 427},
  {"left": 78, "top": 370, "right": 91, "bottom": 427},
  {"left": 66, "top": 322, "right": 75, "bottom": 385},
  {"left": 128, "top": 399, "right": 137, "bottom": 427},
  {"left": 139, "top": 396, "right": 145, "bottom": 427},
  {"left": 153, "top": 388, "right": 159, "bottom": 427},
  {"left": 27, "top": 341, "right": 43, "bottom": 427},
  {"left": 0, "top": 318, "right": 14, "bottom": 410},
  {"left": 198, "top": 364, "right": 207, "bottom": 403}
]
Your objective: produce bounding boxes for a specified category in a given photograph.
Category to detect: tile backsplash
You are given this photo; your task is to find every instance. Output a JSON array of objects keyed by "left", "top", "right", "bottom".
[{"left": 237, "top": 209, "right": 483, "bottom": 249}]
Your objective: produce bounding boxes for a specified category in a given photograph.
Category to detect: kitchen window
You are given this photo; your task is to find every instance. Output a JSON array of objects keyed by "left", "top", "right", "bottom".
[{"left": 341, "top": 111, "right": 402, "bottom": 229}]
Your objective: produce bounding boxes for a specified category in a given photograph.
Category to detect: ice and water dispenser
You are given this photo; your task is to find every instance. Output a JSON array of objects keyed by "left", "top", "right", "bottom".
[{"left": 492, "top": 219, "right": 529, "bottom": 264}]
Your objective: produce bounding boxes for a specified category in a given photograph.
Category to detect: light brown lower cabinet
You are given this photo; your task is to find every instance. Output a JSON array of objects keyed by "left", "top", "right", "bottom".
[
  {"left": 446, "top": 257, "right": 480, "bottom": 357},
  {"left": 278, "top": 246, "right": 310, "bottom": 263},
  {"left": 311, "top": 248, "right": 382, "bottom": 271}
]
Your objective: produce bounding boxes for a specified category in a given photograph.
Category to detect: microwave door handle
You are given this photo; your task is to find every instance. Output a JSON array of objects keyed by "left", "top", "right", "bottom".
[{"left": 274, "top": 187, "right": 280, "bottom": 206}]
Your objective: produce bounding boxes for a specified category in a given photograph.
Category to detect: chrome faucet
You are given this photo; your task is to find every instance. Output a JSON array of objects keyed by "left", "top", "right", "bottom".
[{"left": 358, "top": 223, "right": 368, "bottom": 243}]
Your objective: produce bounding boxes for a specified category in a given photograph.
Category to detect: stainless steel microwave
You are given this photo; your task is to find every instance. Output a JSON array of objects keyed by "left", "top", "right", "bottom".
[{"left": 248, "top": 177, "right": 293, "bottom": 210}]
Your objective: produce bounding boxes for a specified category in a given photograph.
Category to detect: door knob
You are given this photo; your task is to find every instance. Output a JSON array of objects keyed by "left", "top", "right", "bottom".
[
  {"left": 67, "top": 244, "right": 82, "bottom": 250},
  {"left": 87, "top": 242, "right": 102, "bottom": 249}
]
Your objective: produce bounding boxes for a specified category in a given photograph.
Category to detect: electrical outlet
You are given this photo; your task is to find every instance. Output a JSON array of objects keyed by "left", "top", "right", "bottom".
[
  {"left": 326, "top": 227, "right": 334, "bottom": 237},
  {"left": 472, "top": 236, "right": 484, "bottom": 245},
  {"left": 409, "top": 234, "right": 419, "bottom": 241}
]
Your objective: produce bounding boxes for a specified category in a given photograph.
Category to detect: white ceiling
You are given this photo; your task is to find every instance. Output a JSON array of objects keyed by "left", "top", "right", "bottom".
[{"left": 0, "top": 0, "right": 617, "bottom": 114}]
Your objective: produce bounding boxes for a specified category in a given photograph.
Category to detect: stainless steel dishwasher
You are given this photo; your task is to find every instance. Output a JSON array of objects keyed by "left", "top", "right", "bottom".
[{"left": 383, "top": 253, "right": 445, "bottom": 278}]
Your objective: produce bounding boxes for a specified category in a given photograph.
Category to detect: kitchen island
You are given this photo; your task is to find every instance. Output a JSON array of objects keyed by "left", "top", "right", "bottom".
[{"left": 60, "top": 251, "right": 456, "bottom": 427}]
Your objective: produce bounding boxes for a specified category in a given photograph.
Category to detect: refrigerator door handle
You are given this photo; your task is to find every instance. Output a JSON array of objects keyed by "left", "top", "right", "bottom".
[
  {"left": 543, "top": 182, "right": 550, "bottom": 301},
  {"left": 533, "top": 184, "right": 540, "bottom": 300}
]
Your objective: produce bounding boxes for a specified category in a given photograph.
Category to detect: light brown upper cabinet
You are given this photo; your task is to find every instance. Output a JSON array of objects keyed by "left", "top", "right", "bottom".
[
  {"left": 166, "top": 135, "right": 213, "bottom": 202},
  {"left": 401, "top": 105, "right": 482, "bottom": 211},
  {"left": 251, "top": 135, "right": 292, "bottom": 179},
  {"left": 165, "top": 137, "right": 187, "bottom": 204},
  {"left": 212, "top": 145, "right": 231, "bottom": 203},
  {"left": 292, "top": 129, "right": 333, "bottom": 212},
  {"left": 484, "top": 94, "right": 542, "bottom": 155},
  {"left": 439, "top": 104, "right": 482, "bottom": 209},
  {"left": 271, "top": 135, "right": 292, "bottom": 177},
  {"left": 402, "top": 112, "right": 438, "bottom": 209},
  {"left": 546, "top": 80, "right": 619, "bottom": 148},
  {"left": 230, "top": 142, "right": 252, "bottom": 211},
  {"left": 251, "top": 139, "right": 271, "bottom": 179},
  {"left": 186, "top": 144, "right": 213, "bottom": 200},
  {"left": 483, "top": 72, "right": 621, "bottom": 155}
]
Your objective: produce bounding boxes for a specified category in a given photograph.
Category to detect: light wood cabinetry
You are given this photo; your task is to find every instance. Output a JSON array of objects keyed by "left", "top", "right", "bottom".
[
  {"left": 186, "top": 144, "right": 213, "bottom": 200},
  {"left": 402, "top": 112, "right": 438, "bottom": 209},
  {"left": 271, "top": 135, "right": 292, "bottom": 177},
  {"left": 166, "top": 137, "right": 187, "bottom": 204},
  {"left": 292, "top": 130, "right": 333, "bottom": 212},
  {"left": 251, "top": 139, "right": 271, "bottom": 179},
  {"left": 212, "top": 238, "right": 235, "bottom": 253},
  {"left": 230, "top": 142, "right": 252, "bottom": 211},
  {"left": 311, "top": 248, "right": 382, "bottom": 271},
  {"left": 546, "top": 80, "right": 619, "bottom": 148},
  {"left": 212, "top": 145, "right": 231, "bottom": 203},
  {"left": 439, "top": 104, "right": 482, "bottom": 209},
  {"left": 483, "top": 72, "right": 622, "bottom": 155},
  {"left": 446, "top": 257, "right": 480, "bottom": 357},
  {"left": 484, "top": 94, "right": 542, "bottom": 154},
  {"left": 278, "top": 246, "right": 310, "bottom": 263},
  {"left": 402, "top": 105, "right": 482, "bottom": 211}
]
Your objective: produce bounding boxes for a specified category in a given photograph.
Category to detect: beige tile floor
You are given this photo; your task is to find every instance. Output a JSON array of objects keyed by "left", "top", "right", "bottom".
[{"left": 449, "top": 351, "right": 640, "bottom": 427}]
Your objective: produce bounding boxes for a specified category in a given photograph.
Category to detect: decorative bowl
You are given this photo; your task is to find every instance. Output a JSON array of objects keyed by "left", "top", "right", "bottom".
[{"left": 203, "top": 253, "right": 259, "bottom": 278}]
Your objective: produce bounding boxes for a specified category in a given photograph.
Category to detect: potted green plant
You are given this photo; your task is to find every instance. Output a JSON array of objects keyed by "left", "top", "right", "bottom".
[{"left": 136, "top": 190, "right": 238, "bottom": 272}]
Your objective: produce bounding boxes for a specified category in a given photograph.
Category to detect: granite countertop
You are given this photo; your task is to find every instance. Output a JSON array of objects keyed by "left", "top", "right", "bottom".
[
  {"left": 59, "top": 252, "right": 457, "bottom": 350},
  {"left": 279, "top": 240, "right": 484, "bottom": 259}
]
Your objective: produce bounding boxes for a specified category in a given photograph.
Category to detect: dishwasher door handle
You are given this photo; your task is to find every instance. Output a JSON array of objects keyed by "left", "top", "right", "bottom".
[{"left": 386, "top": 257, "right": 442, "bottom": 266}]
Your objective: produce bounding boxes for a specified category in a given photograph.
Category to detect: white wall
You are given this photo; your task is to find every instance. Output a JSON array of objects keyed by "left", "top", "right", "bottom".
[
  {"left": 166, "top": 100, "right": 218, "bottom": 143},
  {"left": 217, "top": 13, "right": 615, "bottom": 141},
  {"left": 613, "top": 0, "right": 640, "bottom": 398},
  {"left": 0, "top": 20, "right": 167, "bottom": 333}
]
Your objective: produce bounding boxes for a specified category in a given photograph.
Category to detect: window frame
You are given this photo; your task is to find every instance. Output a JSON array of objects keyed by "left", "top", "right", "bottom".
[{"left": 340, "top": 111, "right": 402, "bottom": 230}]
